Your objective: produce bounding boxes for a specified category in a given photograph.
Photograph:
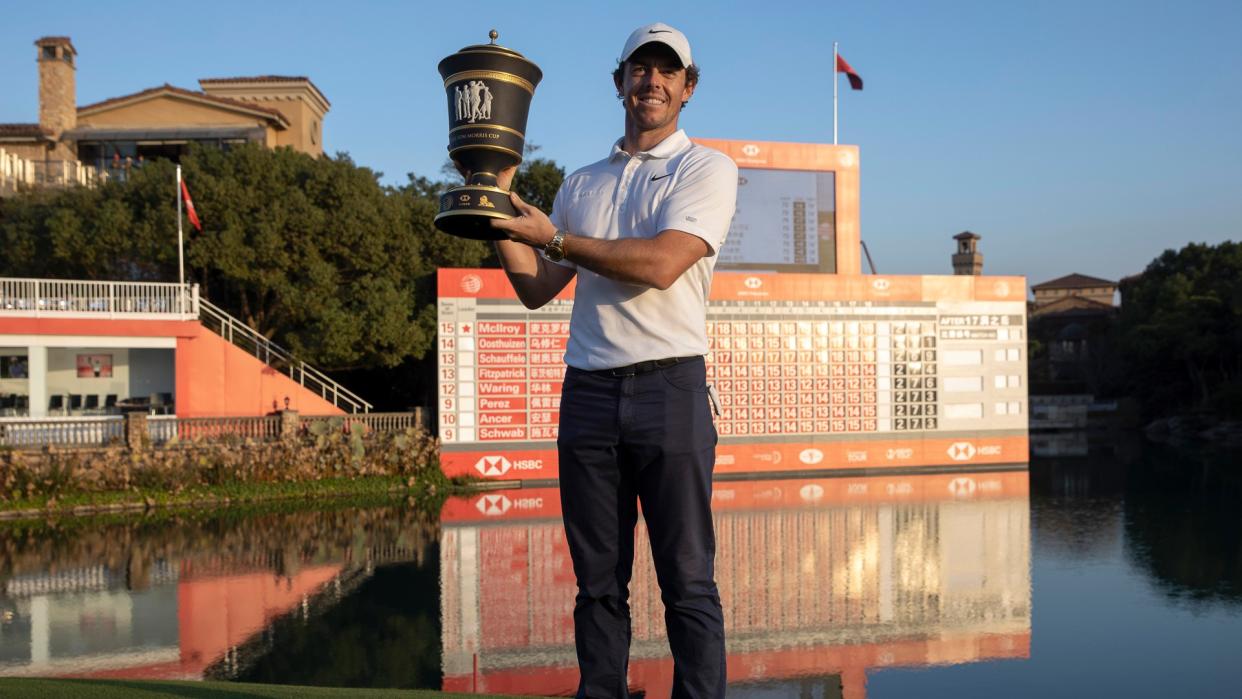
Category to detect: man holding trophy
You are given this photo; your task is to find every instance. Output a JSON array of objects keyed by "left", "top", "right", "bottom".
[{"left": 443, "top": 22, "right": 737, "bottom": 698}]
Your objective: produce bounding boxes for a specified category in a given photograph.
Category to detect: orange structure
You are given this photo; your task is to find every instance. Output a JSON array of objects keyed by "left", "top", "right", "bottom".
[
  {"left": 1, "top": 280, "right": 351, "bottom": 417},
  {"left": 434, "top": 138, "right": 1029, "bottom": 481}
]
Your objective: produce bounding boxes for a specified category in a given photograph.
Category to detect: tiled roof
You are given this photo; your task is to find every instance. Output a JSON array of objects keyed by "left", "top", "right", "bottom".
[
  {"left": 0, "top": 123, "right": 52, "bottom": 139},
  {"left": 199, "top": 75, "right": 309, "bottom": 83},
  {"left": 1031, "top": 273, "right": 1117, "bottom": 291},
  {"left": 35, "top": 36, "right": 74, "bottom": 45},
  {"left": 77, "top": 84, "right": 290, "bottom": 127},
  {"left": 199, "top": 75, "right": 331, "bottom": 107}
]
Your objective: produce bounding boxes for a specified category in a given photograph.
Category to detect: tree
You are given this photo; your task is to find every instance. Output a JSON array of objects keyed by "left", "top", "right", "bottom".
[
  {"left": 1116, "top": 241, "right": 1242, "bottom": 417},
  {"left": 0, "top": 142, "right": 565, "bottom": 407}
]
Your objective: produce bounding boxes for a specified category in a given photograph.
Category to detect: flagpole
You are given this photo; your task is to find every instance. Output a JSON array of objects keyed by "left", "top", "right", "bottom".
[
  {"left": 176, "top": 164, "right": 185, "bottom": 315},
  {"left": 833, "top": 41, "right": 839, "bottom": 145}
]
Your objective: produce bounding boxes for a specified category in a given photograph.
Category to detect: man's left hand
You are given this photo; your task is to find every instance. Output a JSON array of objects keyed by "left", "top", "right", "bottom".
[{"left": 491, "top": 191, "right": 557, "bottom": 248}]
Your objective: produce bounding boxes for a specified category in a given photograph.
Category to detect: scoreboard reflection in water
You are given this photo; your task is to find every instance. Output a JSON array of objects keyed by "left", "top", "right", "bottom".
[{"left": 437, "top": 269, "right": 1029, "bottom": 480}]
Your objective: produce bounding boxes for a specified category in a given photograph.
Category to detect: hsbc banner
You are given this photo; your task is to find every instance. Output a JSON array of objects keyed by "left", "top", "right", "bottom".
[
  {"left": 442, "top": 468, "right": 1031, "bottom": 526},
  {"left": 438, "top": 268, "right": 1029, "bottom": 481}
]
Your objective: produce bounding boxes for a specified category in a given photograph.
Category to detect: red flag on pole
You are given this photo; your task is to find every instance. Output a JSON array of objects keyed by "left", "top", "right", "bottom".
[
  {"left": 836, "top": 54, "right": 864, "bottom": 90},
  {"left": 180, "top": 179, "right": 202, "bottom": 232}
]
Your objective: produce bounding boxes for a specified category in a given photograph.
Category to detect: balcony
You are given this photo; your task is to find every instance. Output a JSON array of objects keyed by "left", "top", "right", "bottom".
[{"left": 0, "top": 149, "right": 104, "bottom": 196}]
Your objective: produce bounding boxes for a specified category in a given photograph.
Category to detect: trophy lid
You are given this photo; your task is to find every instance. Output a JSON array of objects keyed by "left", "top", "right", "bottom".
[
  {"left": 457, "top": 30, "right": 532, "bottom": 60},
  {"left": 439, "top": 29, "right": 542, "bottom": 85}
]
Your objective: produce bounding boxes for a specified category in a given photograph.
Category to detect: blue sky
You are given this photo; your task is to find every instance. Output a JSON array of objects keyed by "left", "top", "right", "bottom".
[{"left": 2, "top": 0, "right": 1239, "bottom": 286}]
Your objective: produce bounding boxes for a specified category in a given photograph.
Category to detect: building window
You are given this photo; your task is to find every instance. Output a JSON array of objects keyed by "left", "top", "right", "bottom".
[
  {"left": 43, "top": 46, "right": 56, "bottom": 59},
  {"left": 1, "top": 354, "right": 29, "bottom": 379},
  {"left": 311, "top": 120, "right": 319, "bottom": 145}
]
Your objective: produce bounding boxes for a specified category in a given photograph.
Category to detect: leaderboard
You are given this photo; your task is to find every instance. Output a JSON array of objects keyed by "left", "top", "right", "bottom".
[
  {"left": 438, "top": 269, "right": 1029, "bottom": 480},
  {"left": 718, "top": 168, "right": 832, "bottom": 271}
]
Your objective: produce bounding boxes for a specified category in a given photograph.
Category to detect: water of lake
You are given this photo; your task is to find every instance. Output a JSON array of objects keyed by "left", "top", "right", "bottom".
[{"left": 1, "top": 436, "right": 1239, "bottom": 697}]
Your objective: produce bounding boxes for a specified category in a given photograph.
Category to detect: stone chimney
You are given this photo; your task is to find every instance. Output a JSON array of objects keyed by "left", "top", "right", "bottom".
[
  {"left": 952, "top": 231, "right": 983, "bottom": 275},
  {"left": 36, "top": 36, "right": 77, "bottom": 143}
]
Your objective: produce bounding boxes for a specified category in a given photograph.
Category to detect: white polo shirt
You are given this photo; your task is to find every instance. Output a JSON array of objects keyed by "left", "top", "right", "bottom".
[{"left": 549, "top": 129, "right": 738, "bottom": 371}]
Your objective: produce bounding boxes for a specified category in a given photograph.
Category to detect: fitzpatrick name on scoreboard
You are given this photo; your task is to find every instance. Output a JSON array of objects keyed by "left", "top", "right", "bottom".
[{"left": 437, "top": 268, "right": 1030, "bottom": 481}]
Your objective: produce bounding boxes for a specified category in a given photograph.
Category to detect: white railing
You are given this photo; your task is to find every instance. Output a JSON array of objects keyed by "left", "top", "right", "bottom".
[
  {"left": 0, "top": 416, "right": 124, "bottom": 448},
  {"left": 148, "top": 414, "right": 282, "bottom": 444},
  {"left": 0, "top": 149, "right": 103, "bottom": 194},
  {"left": 199, "top": 299, "right": 372, "bottom": 414},
  {"left": 0, "top": 277, "right": 370, "bottom": 413},
  {"left": 0, "top": 278, "right": 198, "bottom": 319},
  {"left": 300, "top": 412, "right": 415, "bottom": 434}
]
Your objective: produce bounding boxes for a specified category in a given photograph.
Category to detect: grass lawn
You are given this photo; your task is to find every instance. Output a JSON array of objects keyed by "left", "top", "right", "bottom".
[{"left": 0, "top": 678, "right": 532, "bottom": 698}]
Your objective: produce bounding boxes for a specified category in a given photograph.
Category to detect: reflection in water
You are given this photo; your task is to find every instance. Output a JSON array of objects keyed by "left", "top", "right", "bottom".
[
  {"left": 0, "top": 505, "right": 437, "bottom": 680},
  {"left": 4, "top": 442, "right": 1232, "bottom": 696},
  {"left": 440, "top": 471, "right": 1032, "bottom": 698}
]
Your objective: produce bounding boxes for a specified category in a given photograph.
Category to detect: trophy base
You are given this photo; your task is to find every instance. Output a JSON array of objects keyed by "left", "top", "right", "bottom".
[{"left": 435, "top": 185, "right": 516, "bottom": 241}]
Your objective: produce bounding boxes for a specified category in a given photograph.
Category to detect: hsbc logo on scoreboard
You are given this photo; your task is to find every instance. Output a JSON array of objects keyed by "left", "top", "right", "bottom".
[
  {"left": 799, "top": 448, "right": 824, "bottom": 465},
  {"left": 799, "top": 483, "right": 825, "bottom": 502},
  {"left": 475, "top": 455, "right": 511, "bottom": 476},
  {"left": 741, "top": 143, "right": 761, "bottom": 157},
  {"left": 474, "top": 454, "right": 544, "bottom": 477},
  {"left": 460, "top": 274, "right": 484, "bottom": 294},
  {"left": 474, "top": 493, "right": 546, "bottom": 516},
  {"left": 948, "top": 477, "right": 977, "bottom": 498},
  {"left": 871, "top": 278, "right": 891, "bottom": 292},
  {"left": 947, "top": 442, "right": 976, "bottom": 461},
  {"left": 476, "top": 493, "right": 511, "bottom": 515},
  {"left": 744, "top": 276, "right": 763, "bottom": 289}
]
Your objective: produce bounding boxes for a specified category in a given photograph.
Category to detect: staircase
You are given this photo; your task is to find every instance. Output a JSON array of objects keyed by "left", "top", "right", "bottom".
[{"left": 198, "top": 298, "right": 372, "bottom": 413}]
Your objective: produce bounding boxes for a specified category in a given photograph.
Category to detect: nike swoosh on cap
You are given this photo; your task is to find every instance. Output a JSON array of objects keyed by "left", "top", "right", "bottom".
[{"left": 648, "top": 29, "right": 672, "bottom": 33}]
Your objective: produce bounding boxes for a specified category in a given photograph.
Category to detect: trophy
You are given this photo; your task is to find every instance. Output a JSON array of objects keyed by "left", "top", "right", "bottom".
[{"left": 435, "top": 30, "right": 543, "bottom": 240}]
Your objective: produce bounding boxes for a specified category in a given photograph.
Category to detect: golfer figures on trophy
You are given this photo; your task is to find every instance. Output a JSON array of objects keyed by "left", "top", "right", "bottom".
[{"left": 435, "top": 30, "right": 543, "bottom": 240}]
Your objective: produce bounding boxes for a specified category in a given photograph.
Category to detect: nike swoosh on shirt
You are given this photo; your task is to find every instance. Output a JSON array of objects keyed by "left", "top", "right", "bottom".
[{"left": 650, "top": 173, "right": 672, "bottom": 181}]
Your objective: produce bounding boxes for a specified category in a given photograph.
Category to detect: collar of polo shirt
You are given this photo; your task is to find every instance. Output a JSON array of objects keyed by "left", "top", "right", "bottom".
[{"left": 609, "top": 129, "right": 690, "bottom": 161}]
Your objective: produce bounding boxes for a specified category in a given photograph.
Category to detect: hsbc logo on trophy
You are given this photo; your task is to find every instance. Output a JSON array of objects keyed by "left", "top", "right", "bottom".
[
  {"left": 460, "top": 274, "right": 483, "bottom": 294},
  {"left": 744, "top": 277, "right": 763, "bottom": 289},
  {"left": 741, "top": 143, "right": 761, "bottom": 157},
  {"left": 474, "top": 455, "right": 511, "bottom": 476},
  {"left": 476, "top": 493, "right": 511, "bottom": 516},
  {"left": 947, "top": 442, "right": 977, "bottom": 461}
]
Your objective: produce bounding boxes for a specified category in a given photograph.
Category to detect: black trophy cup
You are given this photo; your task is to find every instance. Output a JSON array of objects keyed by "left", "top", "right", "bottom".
[{"left": 435, "top": 30, "right": 543, "bottom": 240}]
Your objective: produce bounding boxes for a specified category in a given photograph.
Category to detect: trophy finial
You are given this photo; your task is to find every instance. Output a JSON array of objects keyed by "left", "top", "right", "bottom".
[{"left": 489, "top": 29, "right": 499, "bottom": 44}]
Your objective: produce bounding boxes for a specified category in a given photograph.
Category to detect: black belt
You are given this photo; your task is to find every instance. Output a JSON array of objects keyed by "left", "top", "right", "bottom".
[{"left": 591, "top": 355, "right": 701, "bottom": 377}]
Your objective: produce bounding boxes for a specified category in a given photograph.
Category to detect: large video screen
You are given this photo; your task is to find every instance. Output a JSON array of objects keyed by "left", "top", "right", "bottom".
[{"left": 717, "top": 169, "right": 836, "bottom": 273}]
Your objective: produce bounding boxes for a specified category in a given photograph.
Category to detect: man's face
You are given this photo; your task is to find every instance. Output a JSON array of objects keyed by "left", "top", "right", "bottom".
[{"left": 616, "top": 43, "right": 696, "bottom": 133}]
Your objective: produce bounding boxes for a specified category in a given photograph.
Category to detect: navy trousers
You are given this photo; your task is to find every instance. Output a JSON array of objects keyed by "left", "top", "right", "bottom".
[{"left": 557, "top": 357, "right": 726, "bottom": 699}]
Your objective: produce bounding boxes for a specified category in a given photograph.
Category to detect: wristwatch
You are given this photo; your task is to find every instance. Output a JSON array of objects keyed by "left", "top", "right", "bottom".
[{"left": 544, "top": 229, "right": 567, "bottom": 262}]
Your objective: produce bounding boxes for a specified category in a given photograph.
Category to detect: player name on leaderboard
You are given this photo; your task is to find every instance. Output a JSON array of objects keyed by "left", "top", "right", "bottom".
[{"left": 437, "top": 269, "right": 1030, "bottom": 480}]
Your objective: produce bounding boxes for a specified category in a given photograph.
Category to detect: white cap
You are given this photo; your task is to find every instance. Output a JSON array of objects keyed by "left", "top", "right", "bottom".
[{"left": 620, "top": 22, "right": 693, "bottom": 68}]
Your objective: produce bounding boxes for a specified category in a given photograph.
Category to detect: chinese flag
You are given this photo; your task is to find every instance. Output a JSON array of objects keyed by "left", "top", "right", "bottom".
[
  {"left": 180, "top": 179, "right": 202, "bottom": 232},
  {"left": 836, "top": 54, "right": 864, "bottom": 90}
]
